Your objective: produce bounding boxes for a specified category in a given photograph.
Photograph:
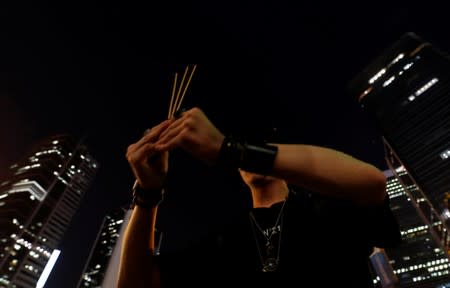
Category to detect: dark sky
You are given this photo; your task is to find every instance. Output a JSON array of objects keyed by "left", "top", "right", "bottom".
[{"left": 1, "top": 1, "right": 450, "bottom": 287}]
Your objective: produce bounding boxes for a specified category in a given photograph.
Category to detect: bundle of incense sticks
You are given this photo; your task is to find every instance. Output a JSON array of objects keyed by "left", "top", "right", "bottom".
[
  {"left": 132, "top": 64, "right": 197, "bottom": 191},
  {"left": 167, "top": 64, "right": 197, "bottom": 119}
]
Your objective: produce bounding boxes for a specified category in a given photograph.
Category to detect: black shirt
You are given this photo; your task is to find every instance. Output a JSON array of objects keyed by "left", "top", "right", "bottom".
[{"left": 157, "top": 188, "right": 401, "bottom": 287}]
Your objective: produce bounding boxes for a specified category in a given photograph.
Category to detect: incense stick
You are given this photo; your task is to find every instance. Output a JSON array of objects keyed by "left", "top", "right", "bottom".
[
  {"left": 170, "top": 66, "right": 189, "bottom": 118},
  {"left": 168, "top": 73, "right": 178, "bottom": 119}
]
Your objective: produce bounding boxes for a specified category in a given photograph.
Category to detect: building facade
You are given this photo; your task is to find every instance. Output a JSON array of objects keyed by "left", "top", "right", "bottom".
[
  {"left": 78, "top": 208, "right": 132, "bottom": 288},
  {"left": 349, "top": 32, "right": 450, "bottom": 246},
  {"left": 0, "top": 134, "right": 98, "bottom": 288},
  {"left": 349, "top": 32, "right": 450, "bottom": 286},
  {"left": 372, "top": 168, "right": 450, "bottom": 287}
]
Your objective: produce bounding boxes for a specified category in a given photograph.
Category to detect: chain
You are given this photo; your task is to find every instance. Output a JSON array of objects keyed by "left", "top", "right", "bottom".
[{"left": 249, "top": 199, "right": 287, "bottom": 272}]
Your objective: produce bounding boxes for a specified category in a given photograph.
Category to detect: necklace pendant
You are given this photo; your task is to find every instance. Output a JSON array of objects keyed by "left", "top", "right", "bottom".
[
  {"left": 266, "top": 243, "right": 274, "bottom": 255},
  {"left": 262, "top": 257, "right": 278, "bottom": 272},
  {"left": 249, "top": 200, "right": 286, "bottom": 274}
]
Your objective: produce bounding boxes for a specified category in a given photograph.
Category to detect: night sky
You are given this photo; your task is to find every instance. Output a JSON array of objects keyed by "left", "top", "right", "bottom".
[{"left": 1, "top": 1, "right": 450, "bottom": 287}]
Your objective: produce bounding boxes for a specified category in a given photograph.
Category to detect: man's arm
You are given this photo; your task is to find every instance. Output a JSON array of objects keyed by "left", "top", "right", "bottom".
[
  {"left": 118, "top": 120, "right": 171, "bottom": 287},
  {"left": 273, "top": 143, "right": 387, "bottom": 206},
  {"left": 117, "top": 206, "right": 161, "bottom": 288},
  {"left": 154, "top": 107, "right": 386, "bottom": 206}
]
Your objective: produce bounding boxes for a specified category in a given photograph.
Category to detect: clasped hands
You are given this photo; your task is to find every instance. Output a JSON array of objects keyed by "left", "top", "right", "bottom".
[{"left": 126, "top": 107, "right": 225, "bottom": 190}]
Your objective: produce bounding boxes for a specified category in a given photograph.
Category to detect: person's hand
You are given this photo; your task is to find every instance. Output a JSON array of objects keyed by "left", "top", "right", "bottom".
[
  {"left": 126, "top": 119, "right": 171, "bottom": 189},
  {"left": 155, "top": 107, "right": 225, "bottom": 165}
]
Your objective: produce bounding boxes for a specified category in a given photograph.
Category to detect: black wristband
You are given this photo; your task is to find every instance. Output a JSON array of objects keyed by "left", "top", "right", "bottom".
[
  {"left": 131, "top": 184, "right": 164, "bottom": 209},
  {"left": 216, "top": 136, "right": 278, "bottom": 175},
  {"left": 216, "top": 136, "right": 245, "bottom": 171},
  {"left": 240, "top": 143, "right": 278, "bottom": 175}
]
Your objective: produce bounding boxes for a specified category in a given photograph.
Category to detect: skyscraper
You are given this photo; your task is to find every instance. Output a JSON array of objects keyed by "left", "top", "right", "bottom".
[
  {"left": 78, "top": 207, "right": 132, "bottom": 288},
  {"left": 349, "top": 32, "right": 450, "bottom": 249},
  {"left": 0, "top": 134, "right": 99, "bottom": 288},
  {"left": 372, "top": 168, "right": 450, "bottom": 287}
]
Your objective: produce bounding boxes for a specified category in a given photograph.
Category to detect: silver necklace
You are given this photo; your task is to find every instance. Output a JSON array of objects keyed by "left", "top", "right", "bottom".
[{"left": 249, "top": 199, "right": 286, "bottom": 272}]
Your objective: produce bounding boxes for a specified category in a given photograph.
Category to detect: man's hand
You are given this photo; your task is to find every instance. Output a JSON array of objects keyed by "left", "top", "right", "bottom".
[
  {"left": 126, "top": 119, "right": 171, "bottom": 189},
  {"left": 155, "top": 107, "right": 225, "bottom": 165}
]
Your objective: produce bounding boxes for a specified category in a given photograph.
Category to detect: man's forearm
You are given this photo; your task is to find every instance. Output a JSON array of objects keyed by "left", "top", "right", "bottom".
[
  {"left": 273, "top": 144, "right": 386, "bottom": 205},
  {"left": 117, "top": 206, "right": 161, "bottom": 288}
]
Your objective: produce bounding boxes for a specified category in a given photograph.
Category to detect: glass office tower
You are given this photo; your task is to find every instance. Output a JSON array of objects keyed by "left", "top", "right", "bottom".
[
  {"left": 372, "top": 168, "right": 450, "bottom": 287},
  {"left": 0, "top": 134, "right": 98, "bottom": 288},
  {"left": 350, "top": 32, "right": 450, "bottom": 286},
  {"left": 78, "top": 208, "right": 131, "bottom": 288},
  {"left": 349, "top": 32, "right": 450, "bottom": 251}
]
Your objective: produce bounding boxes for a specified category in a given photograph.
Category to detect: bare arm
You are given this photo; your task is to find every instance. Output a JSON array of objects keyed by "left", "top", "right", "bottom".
[
  {"left": 117, "top": 206, "right": 160, "bottom": 288},
  {"left": 118, "top": 120, "right": 171, "bottom": 287},
  {"left": 273, "top": 144, "right": 386, "bottom": 205}
]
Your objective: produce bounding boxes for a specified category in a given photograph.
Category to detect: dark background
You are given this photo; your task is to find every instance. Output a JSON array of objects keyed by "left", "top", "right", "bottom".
[{"left": 1, "top": 1, "right": 449, "bottom": 287}]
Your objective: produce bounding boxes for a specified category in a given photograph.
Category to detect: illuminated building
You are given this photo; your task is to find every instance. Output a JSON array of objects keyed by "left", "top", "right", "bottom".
[
  {"left": 0, "top": 134, "right": 99, "bottom": 288},
  {"left": 372, "top": 168, "right": 450, "bottom": 287},
  {"left": 349, "top": 32, "right": 450, "bottom": 247},
  {"left": 349, "top": 32, "right": 450, "bottom": 285},
  {"left": 77, "top": 207, "right": 132, "bottom": 288}
]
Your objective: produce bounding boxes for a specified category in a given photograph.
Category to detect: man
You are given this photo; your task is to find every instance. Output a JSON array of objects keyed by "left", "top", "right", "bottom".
[{"left": 118, "top": 107, "right": 401, "bottom": 287}]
